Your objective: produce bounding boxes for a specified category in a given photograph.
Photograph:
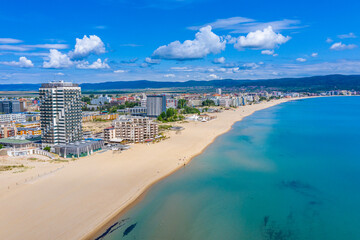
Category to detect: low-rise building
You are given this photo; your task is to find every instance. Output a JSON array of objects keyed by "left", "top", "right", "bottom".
[
  {"left": 17, "top": 127, "right": 41, "bottom": 136},
  {"left": 54, "top": 139, "right": 104, "bottom": 158},
  {"left": 117, "top": 106, "right": 147, "bottom": 116},
  {"left": 0, "top": 122, "right": 17, "bottom": 139},
  {"left": 15, "top": 121, "right": 41, "bottom": 128},
  {"left": 90, "top": 95, "right": 112, "bottom": 105},
  {"left": 0, "top": 113, "right": 26, "bottom": 122}
]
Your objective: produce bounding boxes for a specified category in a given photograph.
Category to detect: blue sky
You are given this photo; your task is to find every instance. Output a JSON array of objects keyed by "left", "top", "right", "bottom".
[{"left": 0, "top": 0, "right": 360, "bottom": 83}]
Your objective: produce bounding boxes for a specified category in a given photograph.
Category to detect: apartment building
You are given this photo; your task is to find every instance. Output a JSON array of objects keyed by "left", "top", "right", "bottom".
[
  {"left": 0, "top": 122, "right": 17, "bottom": 139},
  {"left": 0, "top": 100, "right": 21, "bottom": 114},
  {"left": 105, "top": 116, "right": 158, "bottom": 143},
  {"left": 0, "top": 113, "right": 26, "bottom": 122}
]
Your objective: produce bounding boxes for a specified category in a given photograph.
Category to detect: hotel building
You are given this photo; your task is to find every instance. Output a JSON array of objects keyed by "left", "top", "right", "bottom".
[
  {"left": 104, "top": 116, "right": 158, "bottom": 143},
  {"left": 39, "top": 81, "right": 83, "bottom": 145},
  {"left": 146, "top": 95, "right": 166, "bottom": 117}
]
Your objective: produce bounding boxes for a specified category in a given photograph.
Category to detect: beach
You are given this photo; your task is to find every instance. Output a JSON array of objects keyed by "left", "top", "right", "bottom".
[{"left": 0, "top": 98, "right": 293, "bottom": 240}]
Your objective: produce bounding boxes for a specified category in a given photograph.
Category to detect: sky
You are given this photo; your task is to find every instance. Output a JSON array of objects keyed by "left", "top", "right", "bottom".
[{"left": 0, "top": 0, "right": 360, "bottom": 84}]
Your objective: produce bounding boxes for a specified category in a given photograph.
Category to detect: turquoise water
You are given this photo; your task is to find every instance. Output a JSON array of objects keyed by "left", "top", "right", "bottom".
[{"left": 97, "top": 97, "right": 360, "bottom": 240}]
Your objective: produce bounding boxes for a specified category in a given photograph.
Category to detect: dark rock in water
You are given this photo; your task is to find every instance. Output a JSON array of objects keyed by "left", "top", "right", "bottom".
[
  {"left": 95, "top": 218, "right": 129, "bottom": 240},
  {"left": 123, "top": 223, "right": 137, "bottom": 237},
  {"left": 95, "top": 222, "right": 119, "bottom": 240},
  {"left": 279, "top": 180, "right": 319, "bottom": 198},
  {"left": 264, "top": 216, "right": 270, "bottom": 227},
  {"left": 308, "top": 200, "right": 322, "bottom": 206}
]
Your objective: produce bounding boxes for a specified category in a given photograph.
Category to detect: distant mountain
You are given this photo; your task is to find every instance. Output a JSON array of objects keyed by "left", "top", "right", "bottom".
[{"left": 1, "top": 74, "right": 360, "bottom": 92}]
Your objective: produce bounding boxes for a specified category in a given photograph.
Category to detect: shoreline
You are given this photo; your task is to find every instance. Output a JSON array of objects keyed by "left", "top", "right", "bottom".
[
  {"left": 0, "top": 97, "right": 304, "bottom": 240},
  {"left": 83, "top": 98, "right": 300, "bottom": 240}
]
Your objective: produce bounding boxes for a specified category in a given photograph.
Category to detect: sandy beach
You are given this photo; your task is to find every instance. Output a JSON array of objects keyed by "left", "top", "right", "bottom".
[{"left": 0, "top": 98, "right": 295, "bottom": 240}]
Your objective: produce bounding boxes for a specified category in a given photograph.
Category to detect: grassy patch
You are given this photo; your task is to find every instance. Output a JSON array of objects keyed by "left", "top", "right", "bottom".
[
  {"left": 159, "top": 124, "right": 172, "bottom": 131},
  {"left": 50, "top": 158, "right": 70, "bottom": 163},
  {"left": 0, "top": 164, "right": 26, "bottom": 172}
]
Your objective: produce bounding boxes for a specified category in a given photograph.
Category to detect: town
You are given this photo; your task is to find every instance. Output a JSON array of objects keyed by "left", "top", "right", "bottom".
[{"left": 0, "top": 80, "right": 358, "bottom": 161}]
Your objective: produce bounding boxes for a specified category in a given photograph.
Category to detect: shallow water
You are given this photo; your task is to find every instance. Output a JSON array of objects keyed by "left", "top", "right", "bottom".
[{"left": 97, "top": 96, "right": 360, "bottom": 240}]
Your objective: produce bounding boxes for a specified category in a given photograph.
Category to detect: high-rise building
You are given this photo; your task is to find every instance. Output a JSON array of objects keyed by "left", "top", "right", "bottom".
[
  {"left": 39, "top": 81, "right": 83, "bottom": 145},
  {"left": 146, "top": 95, "right": 166, "bottom": 117},
  {"left": 0, "top": 100, "right": 21, "bottom": 114},
  {"left": 216, "top": 88, "right": 222, "bottom": 95}
]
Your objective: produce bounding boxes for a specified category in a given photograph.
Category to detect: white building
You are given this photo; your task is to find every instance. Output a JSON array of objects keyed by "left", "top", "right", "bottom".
[
  {"left": 216, "top": 88, "right": 222, "bottom": 95},
  {"left": 0, "top": 113, "right": 26, "bottom": 122},
  {"left": 219, "top": 97, "right": 231, "bottom": 107},
  {"left": 140, "top": 93, "right": 147, "bottom": 108},
  {"left": 90, "top": 95, "right": 112, "bottom": 105},
  {"left": 39, "top": 81, "right": 83, "bottom": 145},
  {"left": 105, "top": 116, "right": 158, "bottom": 143}
]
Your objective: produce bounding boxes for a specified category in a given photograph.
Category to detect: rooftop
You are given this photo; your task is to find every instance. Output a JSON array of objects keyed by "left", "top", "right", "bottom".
[
  {"left": 0, "top": 137, "right": 32, "bottom": 145},
  {"left": 40, "top": 81, "right": 79, "bottom": 88}
]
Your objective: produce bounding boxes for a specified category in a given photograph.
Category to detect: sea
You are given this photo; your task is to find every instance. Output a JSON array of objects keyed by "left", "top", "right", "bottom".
[{"left": 96, "top": 96, "right": 360, "bottom": 240}]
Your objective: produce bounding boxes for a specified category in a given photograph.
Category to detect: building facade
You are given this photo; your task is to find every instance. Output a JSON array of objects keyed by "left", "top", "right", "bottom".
[
  {"left": 39, "top": 81, "right": 83, "bottom": 145},
  {"left": 146, "top": 95, "right": 166, "bottom": 117},
  {"left": 0, "top": 122, "right": 17, "bottom": 139},
  {"left": 0, "top": 113, "right": 26, "bottom": 122},
  {"left": 0, "top": 100, "right": 21, "bottom": 114},
  {"left": 105, "top": 116, "right": 158, "bottom": 143}
]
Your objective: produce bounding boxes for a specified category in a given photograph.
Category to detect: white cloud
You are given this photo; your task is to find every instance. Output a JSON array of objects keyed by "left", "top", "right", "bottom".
[
  {"left": 76, "top": 58, "right": 110, "bottom": 69},
  {"left": 43, "top": 49, "right": 73, "bottom": 68},
  {"left": 330, "top": 42, "right": 357, "bottom": 50},
  {"left": 326, "top": 38, "right": 333, "bottom": 43},
  {"left": 69, "top": 35, "right": 105, "bottom": 59},
  {"left": 296, "top": 58, "right": 307, "bottom": 62},
  {"left": 208, "top": 74, "right": 220, "bottom": 79},
  {"left": 311, "top": 53, "right": 318, "bottom": 57},
  {"left": 234, "top": 26, "right": 290, "bottom": 50},
  {"left": 189, "top": 17, "right": 254, "bottom": 30},
  {"left": 164, "top": 74, "right": 176, "bottom": 78},
  {"left": 170, "top": 66, "right": 193, "bottom": 71},
  {"left": 145, "top": 57, "right": 161, "bottom": 64},
  {"left": 212, "top": 57, "right": 225, "bottom": 64},
  {"left": 0, "top": 45, "right": 29, "bottom": 51},
  {"left": 0, "top": 56, "right": 34, "bottom": 68},
  {"left": 152, "top": 26, "right": 226, "bottom": 60},
  {"left": 0, "top": 38, "right": 23, "bottom": 44},
  {"left": 140, "top": 63, "right": 149, "bottom": 68},
  {"left": 55, "top": 72, "right": 64, "bottom": 76},
  {"left": 188, "top": 17, "right": 302, "bottom": 33},
  {"left": 261, "top": 49, "right": 274, "bottom": 55},
  {"left": 114, "top": 69, "right": 126, "bottom": 73},
  {"left": 338, "top": 33, "right": 357, "bottom": 39},
  {"left": 241, "top": 62, "right": 260, "bottom": 69},
  {"left": 22, "top": 44, "right": 69, "bottom": 49}
]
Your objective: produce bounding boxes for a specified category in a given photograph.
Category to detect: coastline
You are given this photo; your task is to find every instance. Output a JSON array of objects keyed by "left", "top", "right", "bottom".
[
  {"left": 0, "top": 98, "right": 300, "bottom": 240},
  {"left": 83, "top": 97, "right": 299, "bottom": 240}
]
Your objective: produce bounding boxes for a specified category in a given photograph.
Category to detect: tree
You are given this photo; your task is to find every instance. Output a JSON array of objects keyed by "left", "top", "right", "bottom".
[
  {"left": 182, "top": 106, "right": 200, "bottom": 114},
  {"left": 89, "top": 94, "right": 95, "bottom": 98},
  {"left": 43, "top": 146, "right": 51, "bottom": 152},
  {"left": 81, "top": 96, "right": 91, "bottom": 104},
  {"left": 202, "top": 100, "right": 215, "bottom": 106},
  {"left": 259, "top": 96, "right": 267, "bottom": 102},
  {"left": 110, "top": 106, "right": 118, "bottom": 113},
  {"left": 177, "top": 99, "right": 187, "bottom": 109},
  {"left": 0, "top": 144, "right": 3, "bottom": 149}
]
